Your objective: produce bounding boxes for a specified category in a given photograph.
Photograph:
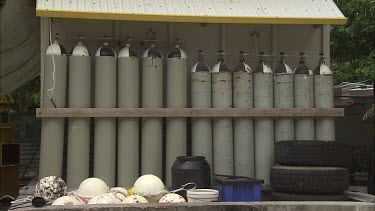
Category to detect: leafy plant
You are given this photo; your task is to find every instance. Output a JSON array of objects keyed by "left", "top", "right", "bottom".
[
  {"left": 10, "top": 76, "right": 41, "bottom": 112},
  {"left": 0, "top": 0, "right": 6, "bottom": 9},
  {"left": 332, "top": 0, "right": 375, "bottom": 85}
]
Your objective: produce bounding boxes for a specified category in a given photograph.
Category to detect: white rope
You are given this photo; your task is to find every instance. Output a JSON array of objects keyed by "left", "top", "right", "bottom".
[
  {"left": 46, "top": 18, "right": 56, "bottom": 106},
  {"left": 170, "top": 183, "right": 196, "bottom": 193}
]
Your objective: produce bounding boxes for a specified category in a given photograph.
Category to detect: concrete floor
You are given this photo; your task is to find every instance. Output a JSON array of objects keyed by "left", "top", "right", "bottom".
[{"left": 13, "top": 202, "right": 374, "bottom": 211}]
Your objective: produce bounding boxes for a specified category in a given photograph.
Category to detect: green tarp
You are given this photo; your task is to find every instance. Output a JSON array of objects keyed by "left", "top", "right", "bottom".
[{"left": 0, "top": 0, "right": 40, "bottom": 97}]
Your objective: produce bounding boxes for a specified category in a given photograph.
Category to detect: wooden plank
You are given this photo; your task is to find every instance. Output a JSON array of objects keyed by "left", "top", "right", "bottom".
[
  {"left": 192, "top": 108, "right": 344, "bottom": 117},
  {"left": 36, "top": 108, "right": 344, "bottom": 118}
]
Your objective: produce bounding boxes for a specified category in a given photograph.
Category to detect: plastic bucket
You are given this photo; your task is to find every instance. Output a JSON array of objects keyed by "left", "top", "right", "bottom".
[
  {"left": 172, "top": 156, "right": 211, "bottom": 199},
  {"left": 186, "top": 189, "right": 219, "bottom": 202}
]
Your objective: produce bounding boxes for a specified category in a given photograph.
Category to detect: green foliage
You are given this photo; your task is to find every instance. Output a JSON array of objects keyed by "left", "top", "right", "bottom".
[
  {"left": 11, "top": 77, "right": 41, "bottom": 112},
  {"left": 332, "top": 0, "right": 375, "bottom": 84},
  {"left": 0, "top": 0, "right": 6, "bottom": 9}
]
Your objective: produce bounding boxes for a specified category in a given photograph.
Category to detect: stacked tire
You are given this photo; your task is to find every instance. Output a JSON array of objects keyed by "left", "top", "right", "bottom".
[{"left": 270, "top": 140, "right": 351, "bottom": 201}]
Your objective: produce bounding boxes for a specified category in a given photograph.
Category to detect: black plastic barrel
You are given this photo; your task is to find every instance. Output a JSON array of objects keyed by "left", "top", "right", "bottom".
[{"left": 171, "top": 156, "right": 211, "bottom": 198}]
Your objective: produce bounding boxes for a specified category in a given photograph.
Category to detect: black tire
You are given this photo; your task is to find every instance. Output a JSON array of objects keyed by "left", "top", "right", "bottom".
[
  {"left": 270, "top": 166, "right": 350, "bottom": 194},
  {"left": 271, "top": 191, "right": 349, "bottom": 201},
  {"left": 275, "top": 140, "right": 352, "bottom": 167}
]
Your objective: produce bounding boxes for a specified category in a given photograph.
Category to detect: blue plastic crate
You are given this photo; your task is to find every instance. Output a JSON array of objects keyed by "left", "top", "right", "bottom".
[{"left": 215, "top": 175, "right": 262, "bottom": 202}]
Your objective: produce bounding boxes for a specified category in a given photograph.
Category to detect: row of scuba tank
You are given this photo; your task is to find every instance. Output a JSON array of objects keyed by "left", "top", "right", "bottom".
[
  {"left": 47, "top": 40, "right": 332, "bottom": 75},
  {"left": 192, "top": 51, "right": 331, "bottom": 75}
]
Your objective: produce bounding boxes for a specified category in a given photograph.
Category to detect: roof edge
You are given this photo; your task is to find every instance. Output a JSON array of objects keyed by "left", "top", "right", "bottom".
[{"left": 36, "top": 9, "right": 347, "bottom": 25}]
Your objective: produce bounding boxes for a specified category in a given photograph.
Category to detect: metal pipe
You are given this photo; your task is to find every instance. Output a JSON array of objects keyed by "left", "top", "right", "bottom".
[
  {"left": 141, "top": 45, "right": 163, "bottom": 178},
  {"left": 191, "top": 52, "right": 212, "bottom": 168},
  {"left": 233, "top": 53, "right": 254, "bottom": 177},
  {"left": 39, "top": 41, "right": 67, "bottom": 179},
  {"left": 67, "top": 41, "right": 91, "bottom": 188},
  {"left": 118, "top": 43, "right": 140, "bottom": 187},
  {"left": 94, "top": 42, "right": 117, "bottom": 186},
  {"left": 166, "top": 45, "right": 188, "bottom": 186}
]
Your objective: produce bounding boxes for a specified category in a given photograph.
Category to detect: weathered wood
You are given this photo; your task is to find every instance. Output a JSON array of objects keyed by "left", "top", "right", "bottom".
[{"left": 36, "top": 108, "right": 344, "bottom": 118}]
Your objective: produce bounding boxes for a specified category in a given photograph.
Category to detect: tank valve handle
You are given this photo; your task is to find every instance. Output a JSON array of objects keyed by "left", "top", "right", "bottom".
[{"left": 319, "top": 53, "right": 327, "bottom": 63}]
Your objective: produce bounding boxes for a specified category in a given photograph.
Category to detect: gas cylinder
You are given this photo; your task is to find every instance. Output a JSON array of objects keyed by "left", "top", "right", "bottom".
[
  {"left": 294, "top": 53, "right": 314, "bottom": 140},
  {"left": 39, "top": 39, "right": 67, "bottom": 179},
  {"left": 253, "top": 52, "right": 274, "bottom": 184},
  {"left": 118, "top": 43, "right": 140, "bottom": 187},
  {"left": 314, "top": 53, "right": 334, "bottom": 141},
  {"left": 166, "top": 44, "right": 188, "bottom": 186},
  {"left": 141, "top": 44, "right": 164, "bottom": 178},
  {"left": 233, "top": 51, "right": 254, "bottom": 177},
  {"left": 67, "top": 40, "right": 91, "bottom": 188},
  {"left": 274, "top": 52, "right": 294, "bottom": 142},
  {"left": 211, "top": 50, "right": 233, "bottom": 175},
  {"left": 94, "top": 42, "right": 117, "bottom": 186}
]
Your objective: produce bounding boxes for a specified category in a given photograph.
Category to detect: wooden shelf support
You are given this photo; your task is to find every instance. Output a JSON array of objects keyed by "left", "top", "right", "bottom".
[{"left": 36, "top": 108, "right": 344, "bottom": 118}]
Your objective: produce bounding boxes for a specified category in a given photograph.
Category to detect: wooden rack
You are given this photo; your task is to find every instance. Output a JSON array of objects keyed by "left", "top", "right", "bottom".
[{"left": 36, "top": 108, "right": 344, "bottom": 118}]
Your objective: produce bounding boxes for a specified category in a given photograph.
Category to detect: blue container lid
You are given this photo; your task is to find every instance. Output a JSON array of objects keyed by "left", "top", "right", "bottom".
[{"left": 214, "top": 174, "right": 263, "bottom": 184}]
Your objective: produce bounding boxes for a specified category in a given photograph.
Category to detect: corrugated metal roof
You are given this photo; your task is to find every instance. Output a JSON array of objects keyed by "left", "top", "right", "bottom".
[{"left": 36, "top": 0, "right": 346, "bottom": 25}]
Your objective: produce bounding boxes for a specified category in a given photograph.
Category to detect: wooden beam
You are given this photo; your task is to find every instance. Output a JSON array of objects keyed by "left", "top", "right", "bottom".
[{"left": 36, "top": 108, "right": 344, "bottom": 118}]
